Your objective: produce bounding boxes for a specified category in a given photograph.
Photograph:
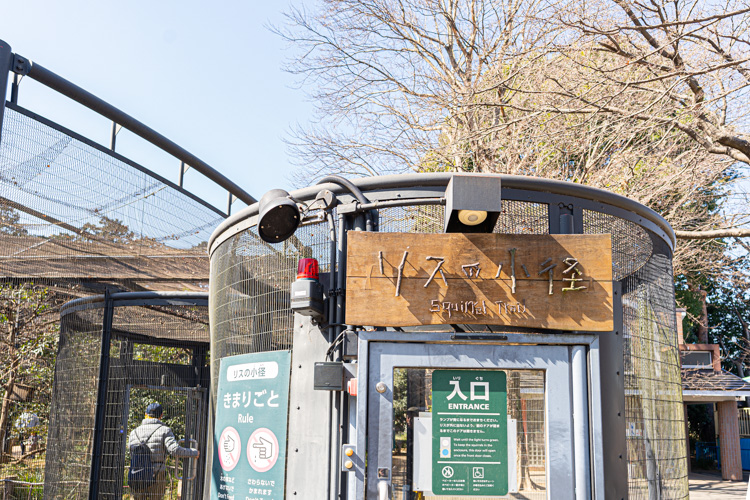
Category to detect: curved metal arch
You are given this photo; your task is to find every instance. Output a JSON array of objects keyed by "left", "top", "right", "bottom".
[
  {"left": 61, "top": 291, "right": 208, "bottom": 316},
  {"left": 208, "top": 173, "right": 676, "bottom": 254},
  {"left": 3, "top": 42, "right": 256, "bottom": 206}
]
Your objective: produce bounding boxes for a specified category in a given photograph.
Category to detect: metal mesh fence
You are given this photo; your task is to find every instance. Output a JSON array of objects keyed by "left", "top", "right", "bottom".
[
  {"left": 209, "top": 222, "right": 333, "bottom": 395},
  {"left": 0, "top": 99, "right": 224, "bottom": 496},
  {"left": 622, "top": 252, "right": 687, "bottom": 498},
  {"left": 43, "top": 306, "right": 103, "bottom": 500},
  {"left": 0, "top": 105, "right": 223, "bottom": 284},
  {"left": 583, "top": 210, "right": 687, "bottom": 499},
  {"left": 494, "top": 200, "right": 549, "bottom": 235},
  {"left": 583, "top": 210, "right": 653, "bottom": 281},
  {"left": 210, "top": 185, "right": 686, "bottom": 498},
  {"left": 0, "top": 281, "right": 78, "bottom": 500},
  {"left": 43, "top": 295, "right": 209, "bottom": 500}
]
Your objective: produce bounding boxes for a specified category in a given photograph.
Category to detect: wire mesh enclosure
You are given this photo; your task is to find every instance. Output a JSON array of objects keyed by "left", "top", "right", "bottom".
[
  {"left": 43, "top": 292, "right": 210, "bottom": 500},
  {"left": 0, "top": 49, "right": 241, "bottom": 497},
  {"left": 0, "top": 104, "right": 223, "bottom": 286},
  {"left": 0, "top": 101, "right": 221, "bottom": 499},
  {"left": 208, "top": 173, "right": 688, "bottom": 499}
]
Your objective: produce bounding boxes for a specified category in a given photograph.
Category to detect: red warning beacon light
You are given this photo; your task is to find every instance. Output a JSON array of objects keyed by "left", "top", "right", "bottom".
[
  {"left": 297, "top": 258, "right": 319, "bottom": 280},
  {"left": 292, "top": 258, "right": 324, "bottom": 319}
]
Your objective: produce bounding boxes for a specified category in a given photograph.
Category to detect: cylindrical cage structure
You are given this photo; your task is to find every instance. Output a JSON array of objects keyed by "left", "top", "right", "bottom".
[
  {"left": 43, "top": 292, "right": 210, "bottom": 500},
  {"left": 208, "top": 173, "right": 687, "bottom": 499}
]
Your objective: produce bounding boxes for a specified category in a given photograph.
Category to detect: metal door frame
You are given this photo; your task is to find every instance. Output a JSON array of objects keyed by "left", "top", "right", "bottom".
[
  {"left": 122, "top": 384, "right": 208, "bottom": 499},
  {"left": 353, "top": 332, "right": 604, "bottom": 499}
]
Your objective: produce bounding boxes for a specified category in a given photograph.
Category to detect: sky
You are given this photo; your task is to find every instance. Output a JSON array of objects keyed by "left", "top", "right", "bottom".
[{"left": 1, "top": 0, "right": 314, "bottom": 214}]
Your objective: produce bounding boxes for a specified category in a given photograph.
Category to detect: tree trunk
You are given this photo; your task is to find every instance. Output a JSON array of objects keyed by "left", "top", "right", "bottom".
[
  {"left": 0, "top": 376, "right": 15, "bottom": 456},
  {"left": 735, "top": 308, "right": 750, "bottom": 342},
  {"left": 734, "top": 360, "right": 745, "bottom": 379},
  {"left": 696, "top": 289, "right": 709, "bottom": 344},
  {"left": 0, "top": 312, "right": 17, "bottom": 458},
  {"left": 735, "top": 309, "right": 750, "bottom": 377}
]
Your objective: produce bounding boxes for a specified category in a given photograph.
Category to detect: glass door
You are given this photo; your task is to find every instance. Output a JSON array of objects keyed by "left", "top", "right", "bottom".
[{"left": 366, "top": 343, "right": 584, "bottom": 500}]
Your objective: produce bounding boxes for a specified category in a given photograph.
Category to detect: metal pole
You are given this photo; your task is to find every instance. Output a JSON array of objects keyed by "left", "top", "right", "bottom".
[
  {"left": 10, "top": 73, "right": 20, "bottom": 104},
  {"left": 226, "top": 193, "right": 234, "bottom": 216},
  {"left": 327, "top": 211, "right": 337, "bottom": 345},
  {"left": 191, "top": 345, "right": 207, "bottom": 500},
  {"left": 600, "top": 283, "right": 628, "bottom": 498},
  {"left": 89, "top": 290, "right": 114, "bottom": 500},
  {"left": 109, "top": 121, "right": 118, "bottom": 151},
  {"left": 0, "top": 40, "right": 13, "bottom": 144},
  {"left": 329, "top": 212, "right": 347, "bottom": 500},
  {"left": 179, "top": 161, "right": 186, "bottom": 188},
  {"left": 558, "top": 200, "right": 593, "bottom": 499},
  {"left": 571, "top": 345, "right": 592, "bottom": 500}
]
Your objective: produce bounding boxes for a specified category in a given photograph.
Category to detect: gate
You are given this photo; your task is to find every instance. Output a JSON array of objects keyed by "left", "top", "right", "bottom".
[
  {"left": 359, "top": 332, "right": 604, "bottom": 499},
  {"left": 123, "top": 385, "right": 207, "bottom": 499},
  {"left": 44, "top": 292, "right": 210, "bottom": 500}
]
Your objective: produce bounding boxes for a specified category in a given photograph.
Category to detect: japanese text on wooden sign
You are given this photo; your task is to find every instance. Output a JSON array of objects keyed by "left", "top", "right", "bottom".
[{"left": 345, "top": 232, "right": 613, "bottom": 331}]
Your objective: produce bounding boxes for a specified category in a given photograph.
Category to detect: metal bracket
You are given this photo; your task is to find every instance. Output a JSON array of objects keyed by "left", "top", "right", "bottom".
[
  {"left": 336, "top": 202, "right": 360, "bottom": 215},
  {"left": 315, "top": 189, "right": 338, "bottom": 210},
  {"left": 341, "top": 444, "right": 357, "bottom": 472},
  {"left": 11, "top": 54, "right": 30, "bottom": 75}
]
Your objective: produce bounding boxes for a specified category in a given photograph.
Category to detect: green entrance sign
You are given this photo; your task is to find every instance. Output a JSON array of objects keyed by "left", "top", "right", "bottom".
[
  {"left": 211, "top": 351, "right": 291, "bottom": 500},
  {"left": 432, "top": 370, "right": 508, "bottom": 496}
]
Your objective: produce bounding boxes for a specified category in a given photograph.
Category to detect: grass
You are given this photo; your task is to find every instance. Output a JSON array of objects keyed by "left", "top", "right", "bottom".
[{"left": 0, "top": 454, "right": 45, "bottom": 500}]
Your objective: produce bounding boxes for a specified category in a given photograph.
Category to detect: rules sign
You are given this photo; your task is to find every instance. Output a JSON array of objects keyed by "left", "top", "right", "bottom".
[
  {"left": 211, "top": 351, "right": 291, "bottom": 500},
  {"left": 432, "top": 370, "right": 508, "bottom": 496}
]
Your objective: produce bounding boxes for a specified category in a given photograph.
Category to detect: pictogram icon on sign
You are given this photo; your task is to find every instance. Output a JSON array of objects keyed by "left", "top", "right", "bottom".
[
  {"left": 247, "top": 427, "right": 280, "bottom": 472},
  {"left": 440, "top": 436, "right": 451, "bottom": 458},
  {"left": 442, "top": 466, "right": 454, "bottom": 478},
  {"left": 253, "top": 436, "right": 273, "bottom": 459},
  {"left": 218, "top": 426, "right": 241, "bottom": 472}
]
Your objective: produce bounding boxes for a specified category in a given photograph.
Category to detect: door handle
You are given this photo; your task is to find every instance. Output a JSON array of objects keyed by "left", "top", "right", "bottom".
[
  {"left": 377, "top": 479, "right": 391, "bottom": 500},
  {"left": 176, "top": 439, "right": 199, "bottom": 480}
]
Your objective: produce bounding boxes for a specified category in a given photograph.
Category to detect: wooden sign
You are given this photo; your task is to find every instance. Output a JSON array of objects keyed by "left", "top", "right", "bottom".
[{"left": 345, "top": 232, "right": 613, "bottom": 331}]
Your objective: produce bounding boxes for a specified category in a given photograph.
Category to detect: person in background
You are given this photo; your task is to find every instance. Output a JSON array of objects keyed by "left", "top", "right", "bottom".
[{"left": 128, "top": 403, "right": 199, "bottom": 499}]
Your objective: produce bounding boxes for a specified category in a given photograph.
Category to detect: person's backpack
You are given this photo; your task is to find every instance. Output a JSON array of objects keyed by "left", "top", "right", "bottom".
[{"left": 128, "top": 425, "right": 162, "bottom": 492}]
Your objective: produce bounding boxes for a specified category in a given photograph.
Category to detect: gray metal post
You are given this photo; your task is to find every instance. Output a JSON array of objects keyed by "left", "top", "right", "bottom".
[
  {"left": 0, "top": 40, "right": 13, "bottom": 144},
  {"left": 179, "top": 161, "right": 186, "bottom": 188},
  {"left": 226, "top": 192, "right": 234, "bottom": 216},
  {"left": 600, "top": 283, "right": 627, "bottom": 499},
  {"left": 109, "top": 121, "right": 120, "bottom": 151},
  {"left": 10, "top": 73, "right": 20, "bottom": 104},
  {"left": 89, "top": 291, "right": 114, "bottom": 500},
  {"left": 557, "top": 199, "right": 594, "bottom": 499},
  {"left": 571, "top": 345, "right": 592, "bottom": 500},
  {"left": 560, "top": 205, "right": 574, "bottom": 234},
  {"left": 190, "top": 346, "right": 208, "bottom": 500},
  {"left": 286, "top": 315, "right": 334, "bottom": 499}
]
